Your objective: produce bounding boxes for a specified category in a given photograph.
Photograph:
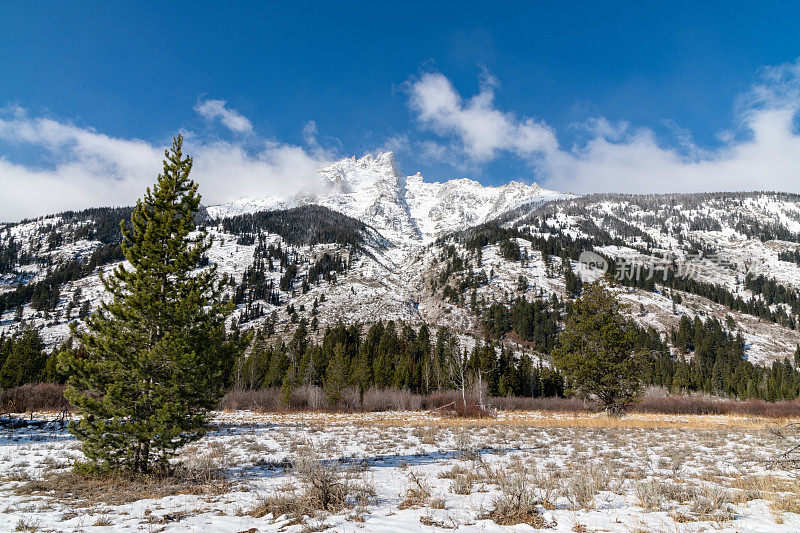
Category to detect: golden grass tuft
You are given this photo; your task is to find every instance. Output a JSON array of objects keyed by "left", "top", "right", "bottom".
[{"left": 15, "top": 468, "right": 227, "bottom": 507}]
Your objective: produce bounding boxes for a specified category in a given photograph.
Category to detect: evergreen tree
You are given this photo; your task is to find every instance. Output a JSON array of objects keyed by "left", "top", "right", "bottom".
[
  {"left": 553, "top": 282, "right": 644, "bottom": 414},
  {"left": 0, "top": 327, "right": 46, "bottom": 388},
  {"left": 42, "top": 340, "right": 72, "bottom": 384},
  {"left": 324, "top": 342, "right": 347, "bottom": 405},
  {"left": 0, "top": 334, "right": 10, "bottom": 371},
  {"left": 62, "top": 136, "right": 243, "bottom": 474},
  {"left": 563, "top": 258, "right": 582, "bottom": 297}
]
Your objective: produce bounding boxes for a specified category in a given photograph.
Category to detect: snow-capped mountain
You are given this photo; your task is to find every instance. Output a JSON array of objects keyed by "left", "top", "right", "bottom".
[
  {"left": 207, "top": 152, "right": 565, "bottom": 245},
  {"left": 3, "top": 153, "right": 800, "bottom": 368}
]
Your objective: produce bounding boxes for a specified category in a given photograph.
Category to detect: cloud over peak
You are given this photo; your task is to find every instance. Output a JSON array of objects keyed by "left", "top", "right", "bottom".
[
  {"left": 193, "top": 99, "right": 254, "bottom": 134},
  {"left": 408, "top": 72, "right": 558, "bottom": 162}
]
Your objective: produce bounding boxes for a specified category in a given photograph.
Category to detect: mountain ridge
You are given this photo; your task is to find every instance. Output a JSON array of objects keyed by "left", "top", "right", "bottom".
[
  {"left": 206, "top": 151, "right": 566, "bottom": 246},
  {"left": 3, "top": 157, "right": 800, "bottom": 370}
]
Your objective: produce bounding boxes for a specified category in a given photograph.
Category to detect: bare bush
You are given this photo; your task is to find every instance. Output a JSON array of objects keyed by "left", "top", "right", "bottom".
[
  {"left": 1, "top": 383, "right": 70, "bottom": 413},
  {"left": 423, "top": 391, "right": 475, "bottom": 409},
  {"left": 250, "top": 444, "right": 375, "bottom": 521},
  {"left": 436, "top": 401, "right": 495, "bottom": 419},
  {"left": 491, "top": 396, "right": 592, "bottom": 412},
  {"left": 221, "top": 386, "right": 361, "bottom": 412},
  {"left": 482, "top": 465, "right": 548, "bottom": 528},
  {"left": 633, "top": 394, "right": 800, "bottom": 418},
  {"left": 15, "top": 468, "right": 225, "bottom": 506},
  {"left": 361, "top": 388, "right": 423, "bottom": 411},
  {"left": 635, "top": 479, "right": 687, "bottom": 512},
  {"left": 219, "top": 388, "right": 282, "bottom": 411},
  {"left": 293, "top": 385, "right": 327, "bottom": 411},
  {"left": 690, "top": 484, "right": 735, "bottom": 519},
  {"left": 450, "top": 475, "right": 473, "bottom": 495},
  {"left": 221, "top": 387, "right": 800, "bottom": 416}
]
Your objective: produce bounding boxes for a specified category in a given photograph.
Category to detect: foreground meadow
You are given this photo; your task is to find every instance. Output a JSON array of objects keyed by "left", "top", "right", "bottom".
[{"left": 3, "top": 410, "right": 800, "bottom": 532}]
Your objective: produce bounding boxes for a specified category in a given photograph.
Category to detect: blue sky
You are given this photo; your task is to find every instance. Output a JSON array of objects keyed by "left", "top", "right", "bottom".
[{"left": 2, "top": 1, "right": 800, "bottom": 219}]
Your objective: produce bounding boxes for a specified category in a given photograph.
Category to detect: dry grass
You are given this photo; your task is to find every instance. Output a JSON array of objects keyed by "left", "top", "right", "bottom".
[
  {"left": 399, "top": 471, "right": 432, "bottom": 509},
  {"left": 303, "top": 410, "right": 800, "bottom": 430},
  {"left": 14, "top": 468, "right": 227, "bottom": 506},
  {"left": 250, "top": 444, "right": 376, "bottom": 522},
  {"left": 481, "top": 464, "right": 551, "bottom": 528}
]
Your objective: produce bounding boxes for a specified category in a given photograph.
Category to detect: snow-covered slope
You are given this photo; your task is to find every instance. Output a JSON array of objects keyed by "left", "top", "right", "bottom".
[{"left": 4, "top": 156, "right": 800, "bottom": 367}]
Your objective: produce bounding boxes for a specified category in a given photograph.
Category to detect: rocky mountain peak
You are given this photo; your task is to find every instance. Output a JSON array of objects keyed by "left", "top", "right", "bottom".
[{"left": 208, "top": 152, "right": 565, "bottom": 246}]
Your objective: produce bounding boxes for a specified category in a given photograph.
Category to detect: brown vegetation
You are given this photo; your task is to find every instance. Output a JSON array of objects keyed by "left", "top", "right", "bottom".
[
  {"left": 14, "top": 468, "right": 227, "bottom": 506},
  {"left": 220, "top": 387, "right": 800, "bottom": 418},
  {"left": 1, "top": 383, "right": 69, "bottom": 413},
  {"left": 249, "top": 445, "right": 375, "bottom": 522},
  {"left": 632, "top": 395, "right": 800, "bottom": 418},
  {"left": 9, "top": 383, "right": 800, "bottom": 420}
]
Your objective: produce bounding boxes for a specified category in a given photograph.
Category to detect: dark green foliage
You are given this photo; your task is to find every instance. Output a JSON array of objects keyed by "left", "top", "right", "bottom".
[
  {"left": 232, "top": 319, "right": 564, "bottom": 400},
  {"left": 308, "top": 252, "right": 348, "bottom": 284},
  {"left": 0, "top": 328, "right": 46, "bottom": 389},
  {"left": 482, "top": 297, "right": 561, "bottom": 352},
  {"left": 498, "top": 239, "right": 521, "bottom": 261},
  {"left": 279, "top": 262, "right": 298, "bottom": 291},
  {"left": 218, "top": 205, "right": 367, "bottom": 247},
  {"left": 324, "top": 343, "right": 348, "bottom": 405},
  {"left": 553, "top": 282, "right": 644, "bottom": 414},
  {"left": 779, "top": 248, "right": 800, "bottom": 266},
  {"left": 63, "top": 136, "right": 243, "bottom": 474},
  {"left": 605, "top": 258, "right": 800, "bottom": 327},
  {"left": 563, "top": 259, "right": 582, "bottom": 297},
  {"left": 0, "top": 237, "right": 28, "bottom": 274},
  {"left": 41, "top": 341, "right": 71, "bottom": 384},
  {"left": 641, "top": 315, "right": 800, "bottom": 401},
  {"left": 0, "top": 242, "right": 124, "bottom": 313},
  {"left": 454, "top": 192, "right": 800, "bottom": 328}
]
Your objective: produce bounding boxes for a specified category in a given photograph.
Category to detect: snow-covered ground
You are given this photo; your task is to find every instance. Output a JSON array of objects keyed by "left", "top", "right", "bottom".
[{"left": 3, "top": 410, "right": 800, "bottom": 532}]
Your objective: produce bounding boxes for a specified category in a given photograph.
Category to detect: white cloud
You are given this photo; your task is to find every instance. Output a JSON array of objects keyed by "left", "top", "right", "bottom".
[
  {"left": 378, "top": 133, "right": 410, "bottom": 154},
  {"left": 302, "top": 120, "right": 318, "bottom": 144},
  {"left": 0, "top": 109, "right": 333, "bottom": 221},
  {"left": 407, "top": 62, "right": 800, "bottom": 194},
  {"left": 193, "top": 99, "right": 254, "bottom": 134},
  {"left": 408, "top": 72, "right": 558, "bottom": 162}
]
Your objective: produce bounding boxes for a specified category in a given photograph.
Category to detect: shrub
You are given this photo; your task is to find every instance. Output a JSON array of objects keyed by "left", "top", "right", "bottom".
[
  {"left": 250, "top": 444, "right": 376, "bottom": 520},
  {"left": 362, "top": 388, "right": 422, "bottom": 411},
  {"left": 399, "top": 471, "right": 432, "bottom": 509},
  {"left": 438, "top": 401, "right": 495, "bottom": 419},
  {"left": 483, "top": 468, "right": 547, "bottom": 527},
  {"left": 219, "top": 388, "right": 282, "bottom": 411},
  {"left": 219, "top": 387, "right": 800, "bottom": 417},
  {"left": 1, "top": 383, "right": 69, "bottom": 412},
  {"left": 491, "top": 396, "right": 591, "bottom": 412},
  {"left": 632, "top": 394, "right": 800, "bottom": 418}
]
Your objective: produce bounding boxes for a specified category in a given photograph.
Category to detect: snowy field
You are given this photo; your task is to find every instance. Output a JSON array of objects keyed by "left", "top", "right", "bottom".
[{"left": 3, "top": 410, "right": 800, "bottom": 532}]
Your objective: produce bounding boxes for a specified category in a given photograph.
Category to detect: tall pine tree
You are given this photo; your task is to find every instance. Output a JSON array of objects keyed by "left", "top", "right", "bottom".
[
  {"left": 63, "top": 136, "right": 243, "bottom": 474},
  {"left": 553, "top": 281, "right": 644, "bottom": 415}
]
